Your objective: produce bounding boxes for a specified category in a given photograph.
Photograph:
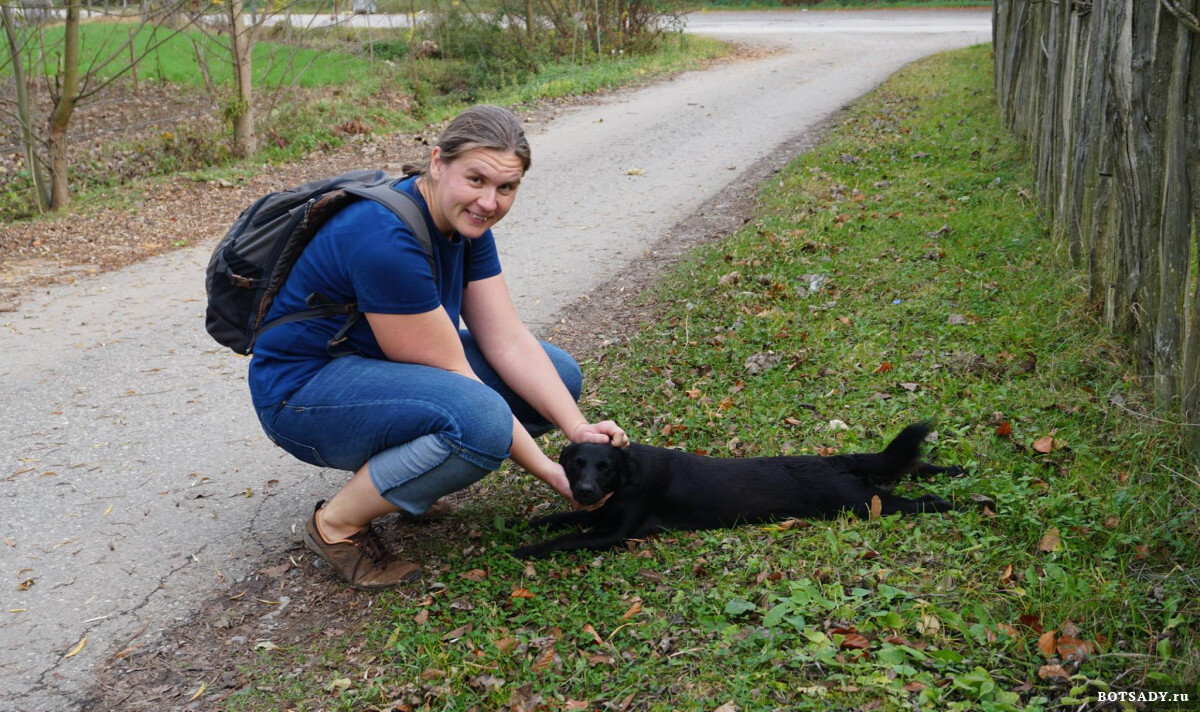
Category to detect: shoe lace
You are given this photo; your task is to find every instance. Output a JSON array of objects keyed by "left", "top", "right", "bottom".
[{"left": 354, "top": 525, "right": 394, "bottom": 569}]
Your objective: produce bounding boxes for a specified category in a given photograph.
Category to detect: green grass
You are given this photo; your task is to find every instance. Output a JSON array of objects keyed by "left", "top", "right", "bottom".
[
  {"left": 221, "top": 44, "right": 1198, "bottom": 711},
  {"left": 3, "top": 23, "right": 374, "bottom": 87}
]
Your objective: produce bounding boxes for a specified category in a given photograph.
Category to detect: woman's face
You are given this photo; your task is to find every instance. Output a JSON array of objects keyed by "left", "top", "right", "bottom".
[{"left": 426, "top": 147, "right": 524, "bottom": 239}]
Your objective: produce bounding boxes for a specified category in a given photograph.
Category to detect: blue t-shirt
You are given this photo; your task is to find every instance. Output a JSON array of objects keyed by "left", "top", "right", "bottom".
[{"left": 248, "top": 176, "right": 503, "bottom": 408}]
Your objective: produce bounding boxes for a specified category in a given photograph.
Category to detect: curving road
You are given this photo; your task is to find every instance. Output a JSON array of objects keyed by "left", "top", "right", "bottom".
[{"left": 0, "top": 9, "right": 990, "bottom": 710}]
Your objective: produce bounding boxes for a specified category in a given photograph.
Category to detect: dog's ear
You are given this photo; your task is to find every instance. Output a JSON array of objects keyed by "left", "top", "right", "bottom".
[
  {"left": 559, "top": 442, "right": 581, "bottom": 463},
  {"left": 614, "top": 446, "right": 638, "bottom": 488}
]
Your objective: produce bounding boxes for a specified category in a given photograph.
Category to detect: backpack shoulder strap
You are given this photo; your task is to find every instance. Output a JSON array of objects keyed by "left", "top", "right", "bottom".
[{"left": 343, "top": 182, "right": 437, "bottom": 281}]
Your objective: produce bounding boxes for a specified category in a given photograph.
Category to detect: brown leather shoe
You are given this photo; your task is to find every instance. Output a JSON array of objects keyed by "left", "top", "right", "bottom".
[{"left": 303, "top": 501, "right": 422, "bottom": 590}]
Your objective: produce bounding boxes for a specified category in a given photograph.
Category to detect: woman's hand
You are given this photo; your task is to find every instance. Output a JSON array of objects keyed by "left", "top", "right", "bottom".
[
  {"left": 542, "top": 462, "right": 574, "bottom": 501},
  {"left": 541, "top": 462, "right": 610, "bottom": 510},
  {"left": 568, "top": 420, "right": 629, "bottom": 448}
]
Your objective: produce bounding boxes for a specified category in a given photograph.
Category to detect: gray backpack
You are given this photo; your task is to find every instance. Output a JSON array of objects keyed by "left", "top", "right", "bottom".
[{"left": 204, "top": 170, "right": 448, "bottom": 355}]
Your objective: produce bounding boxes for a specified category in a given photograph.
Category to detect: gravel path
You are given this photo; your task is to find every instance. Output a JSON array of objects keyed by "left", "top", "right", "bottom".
[{"left": 0, "top": 10, "right": 990, "bottom": 710}]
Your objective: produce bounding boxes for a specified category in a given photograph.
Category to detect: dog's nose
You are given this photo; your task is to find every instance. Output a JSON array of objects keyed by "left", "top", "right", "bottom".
[{"left": 573, "top": 484, "right": 600, "bottom": 504}]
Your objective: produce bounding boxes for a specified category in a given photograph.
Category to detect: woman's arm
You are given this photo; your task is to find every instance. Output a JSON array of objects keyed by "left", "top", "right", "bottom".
[
  {"left": 366, "top": 308, "right": 474, "bottom": 376},
  {"left": 461, "top": 273, "right": 627, "bottom": 448}
]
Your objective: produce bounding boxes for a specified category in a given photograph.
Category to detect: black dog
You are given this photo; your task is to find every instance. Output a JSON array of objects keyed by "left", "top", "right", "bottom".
[{"left": 514, "top": 423, "right": 960, "bottom": 558}]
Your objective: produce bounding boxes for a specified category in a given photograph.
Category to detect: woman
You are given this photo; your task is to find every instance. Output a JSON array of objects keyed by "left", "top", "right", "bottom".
[{"left": 249, "top": 105, "right": 627, "bottom": 589}]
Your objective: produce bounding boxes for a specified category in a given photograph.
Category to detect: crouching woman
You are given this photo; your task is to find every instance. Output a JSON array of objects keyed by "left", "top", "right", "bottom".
[{"left": 248, "top": 105, "right": 626, "bottom": 589}]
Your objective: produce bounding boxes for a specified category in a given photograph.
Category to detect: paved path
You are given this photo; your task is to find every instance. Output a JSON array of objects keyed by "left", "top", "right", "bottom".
[{"left": 0, "top": 10, "right": 990, "bottom": 710}]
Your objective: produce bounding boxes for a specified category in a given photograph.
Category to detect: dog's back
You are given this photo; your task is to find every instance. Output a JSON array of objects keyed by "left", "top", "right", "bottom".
[{"left": 632, "top": 422, "right": 942, "bottom": 529}]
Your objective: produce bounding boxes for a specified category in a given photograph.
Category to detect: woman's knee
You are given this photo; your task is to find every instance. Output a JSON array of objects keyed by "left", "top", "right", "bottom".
[
  {"left": 543, "top": 342, "right": 582, "bottom": 401},
  {"left": 446, "top": 383, "right": 513, "bottom": 459}
]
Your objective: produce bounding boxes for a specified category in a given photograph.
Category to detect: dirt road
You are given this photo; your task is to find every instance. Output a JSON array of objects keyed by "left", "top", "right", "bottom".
[{"left": 0, "top": 10, "right": 990, "bottom": 710}]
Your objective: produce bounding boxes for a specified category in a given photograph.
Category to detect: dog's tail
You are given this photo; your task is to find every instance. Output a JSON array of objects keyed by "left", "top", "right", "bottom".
[{"left": 871, "top": 422, "right": 931, "bottom": 483}]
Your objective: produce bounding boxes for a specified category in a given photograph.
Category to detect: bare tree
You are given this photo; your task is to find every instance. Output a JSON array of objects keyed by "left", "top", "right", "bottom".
[
  {"left": 226, "top": 0, "right": 255, "bottom": 156},
  {"left": 1, "top": 0, "right": 50, "bottom": 210},
  {"left": 0, "top": 0, "right": 196, "bottom": 210},
  {"left": 182, "top": 0, "right": 341, "bottom": 160}
]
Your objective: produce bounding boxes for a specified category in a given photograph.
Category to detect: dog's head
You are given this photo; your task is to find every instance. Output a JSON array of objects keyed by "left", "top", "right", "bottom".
[{"left": 558, "top": 442, "right": 632, "bottom": 506}]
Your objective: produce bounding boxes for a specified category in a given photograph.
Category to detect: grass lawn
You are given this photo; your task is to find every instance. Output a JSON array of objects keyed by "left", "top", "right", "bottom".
[
  {"left": 207, "top": 43, "right": 1200, "bottom": 711},
  {"left": 5, "top": 23, "right": 373, "bottom": 87}
]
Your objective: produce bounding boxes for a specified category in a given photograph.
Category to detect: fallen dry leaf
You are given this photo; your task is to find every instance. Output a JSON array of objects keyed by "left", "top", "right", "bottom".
[
  {"left": 494, "top": 635, "right": 516, "bottom": 654},
  {"left": 622, "top": 598, "right": 643, "bottom": 620},
  {"left": 510, "top": 587, "right": 536, "bottom": 599},
  {"left": 1038, "top": 527, "right": 1063, "bottom": 553},
  {"left": 188, "top": 683, "right": 207, "bottom": 701},
  {"left": 582, "top": 623, "right": 604, "bottom": 645},
  {"left": 531, "top": 646, "right": 556, "bottom": 673},
  {"left": 995, "top": 421, "right": 1013, "bottom": 438},
  {"left": 63, "top": 635, "right": 87, "bottom": 659},
  {"left": 325, "top": 677, "right": 351, "bottom": 692},
  {"left": 414, "top": 609, "right": 429, "bottom": 625},
  {"left": 1037, "top": 664, "right": 1069, "bottom": 680},
  {"left": 840, "top": 633, "right": 870, "bottom": 650},
  {"left": 442, "top": 624, "right": 472, "bottom": 641},
  {"left": 869, "top": 495, "right": 882, "bottom": 520},
  {"left": 1056, "top": 635, "right": 1093, "bottom": 661},
  {"left": 1037, "top": 630, "right": 1057, "bottom": 656},
  {"left": 460, "top": 569, "right": 488, "bottom": 581},
  {"left": 1032, "top": 436, "right": 1056, "bottom": 453},
  {"left": 916, "top": 613, "right": 941, "bottom": 636},
  {"left": 259, "top": 563, "right": 290, "bottom": 577}
]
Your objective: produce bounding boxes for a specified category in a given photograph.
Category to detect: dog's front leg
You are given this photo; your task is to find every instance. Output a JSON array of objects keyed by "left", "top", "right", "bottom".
[
  {"left": 529, "top": 509, "right": 604, "bottom": 531},
  {"left": 912, "top": 461, "right": 964, "bottom": 477},
  {"left": 514, "top": 506, "right": 650, "bottom": 559}
]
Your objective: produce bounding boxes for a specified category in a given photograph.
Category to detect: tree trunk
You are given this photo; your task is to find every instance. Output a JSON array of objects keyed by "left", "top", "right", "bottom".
[
  {"left": 227, "top": 0, "right": 256, "bottom": 157},
  {"left": 48, "top": 0, "right": 81, "bottom": 210},
  {"left": 1, "top": 1, "right": 50, "bottom": 211}
]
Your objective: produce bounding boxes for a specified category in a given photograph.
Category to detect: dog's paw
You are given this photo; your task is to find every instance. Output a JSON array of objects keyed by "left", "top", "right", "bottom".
[
  {"left": 513, "top": 544, "right": 550, "bottom": 560},
  {"left": 917, "top": 495, "right": 955, "bottom": 512}
]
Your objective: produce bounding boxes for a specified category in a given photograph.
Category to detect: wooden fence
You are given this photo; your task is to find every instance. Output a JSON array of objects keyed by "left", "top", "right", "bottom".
[{"left": 993, "top": 0, "right": 1199, "bottom": 452}]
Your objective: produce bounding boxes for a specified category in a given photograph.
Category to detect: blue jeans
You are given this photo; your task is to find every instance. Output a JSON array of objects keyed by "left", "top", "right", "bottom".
[{"left": 255, "top": 331, "right": 582, "bottom": 515}]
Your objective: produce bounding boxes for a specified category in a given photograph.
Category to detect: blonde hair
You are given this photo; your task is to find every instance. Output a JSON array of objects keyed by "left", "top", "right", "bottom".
[{"left": 403, "top": 105, "right": 531, "bottom": 177}]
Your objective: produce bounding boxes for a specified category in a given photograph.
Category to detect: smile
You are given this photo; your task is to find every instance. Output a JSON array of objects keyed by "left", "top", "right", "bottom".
[{"left": 466, "top": 211, "right": 490, "bottom": 223}]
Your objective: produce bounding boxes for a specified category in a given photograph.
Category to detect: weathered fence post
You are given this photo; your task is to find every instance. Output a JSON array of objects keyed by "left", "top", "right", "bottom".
[{"left": 993, "top": 0, "right": 1200, "bottom": 454}]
